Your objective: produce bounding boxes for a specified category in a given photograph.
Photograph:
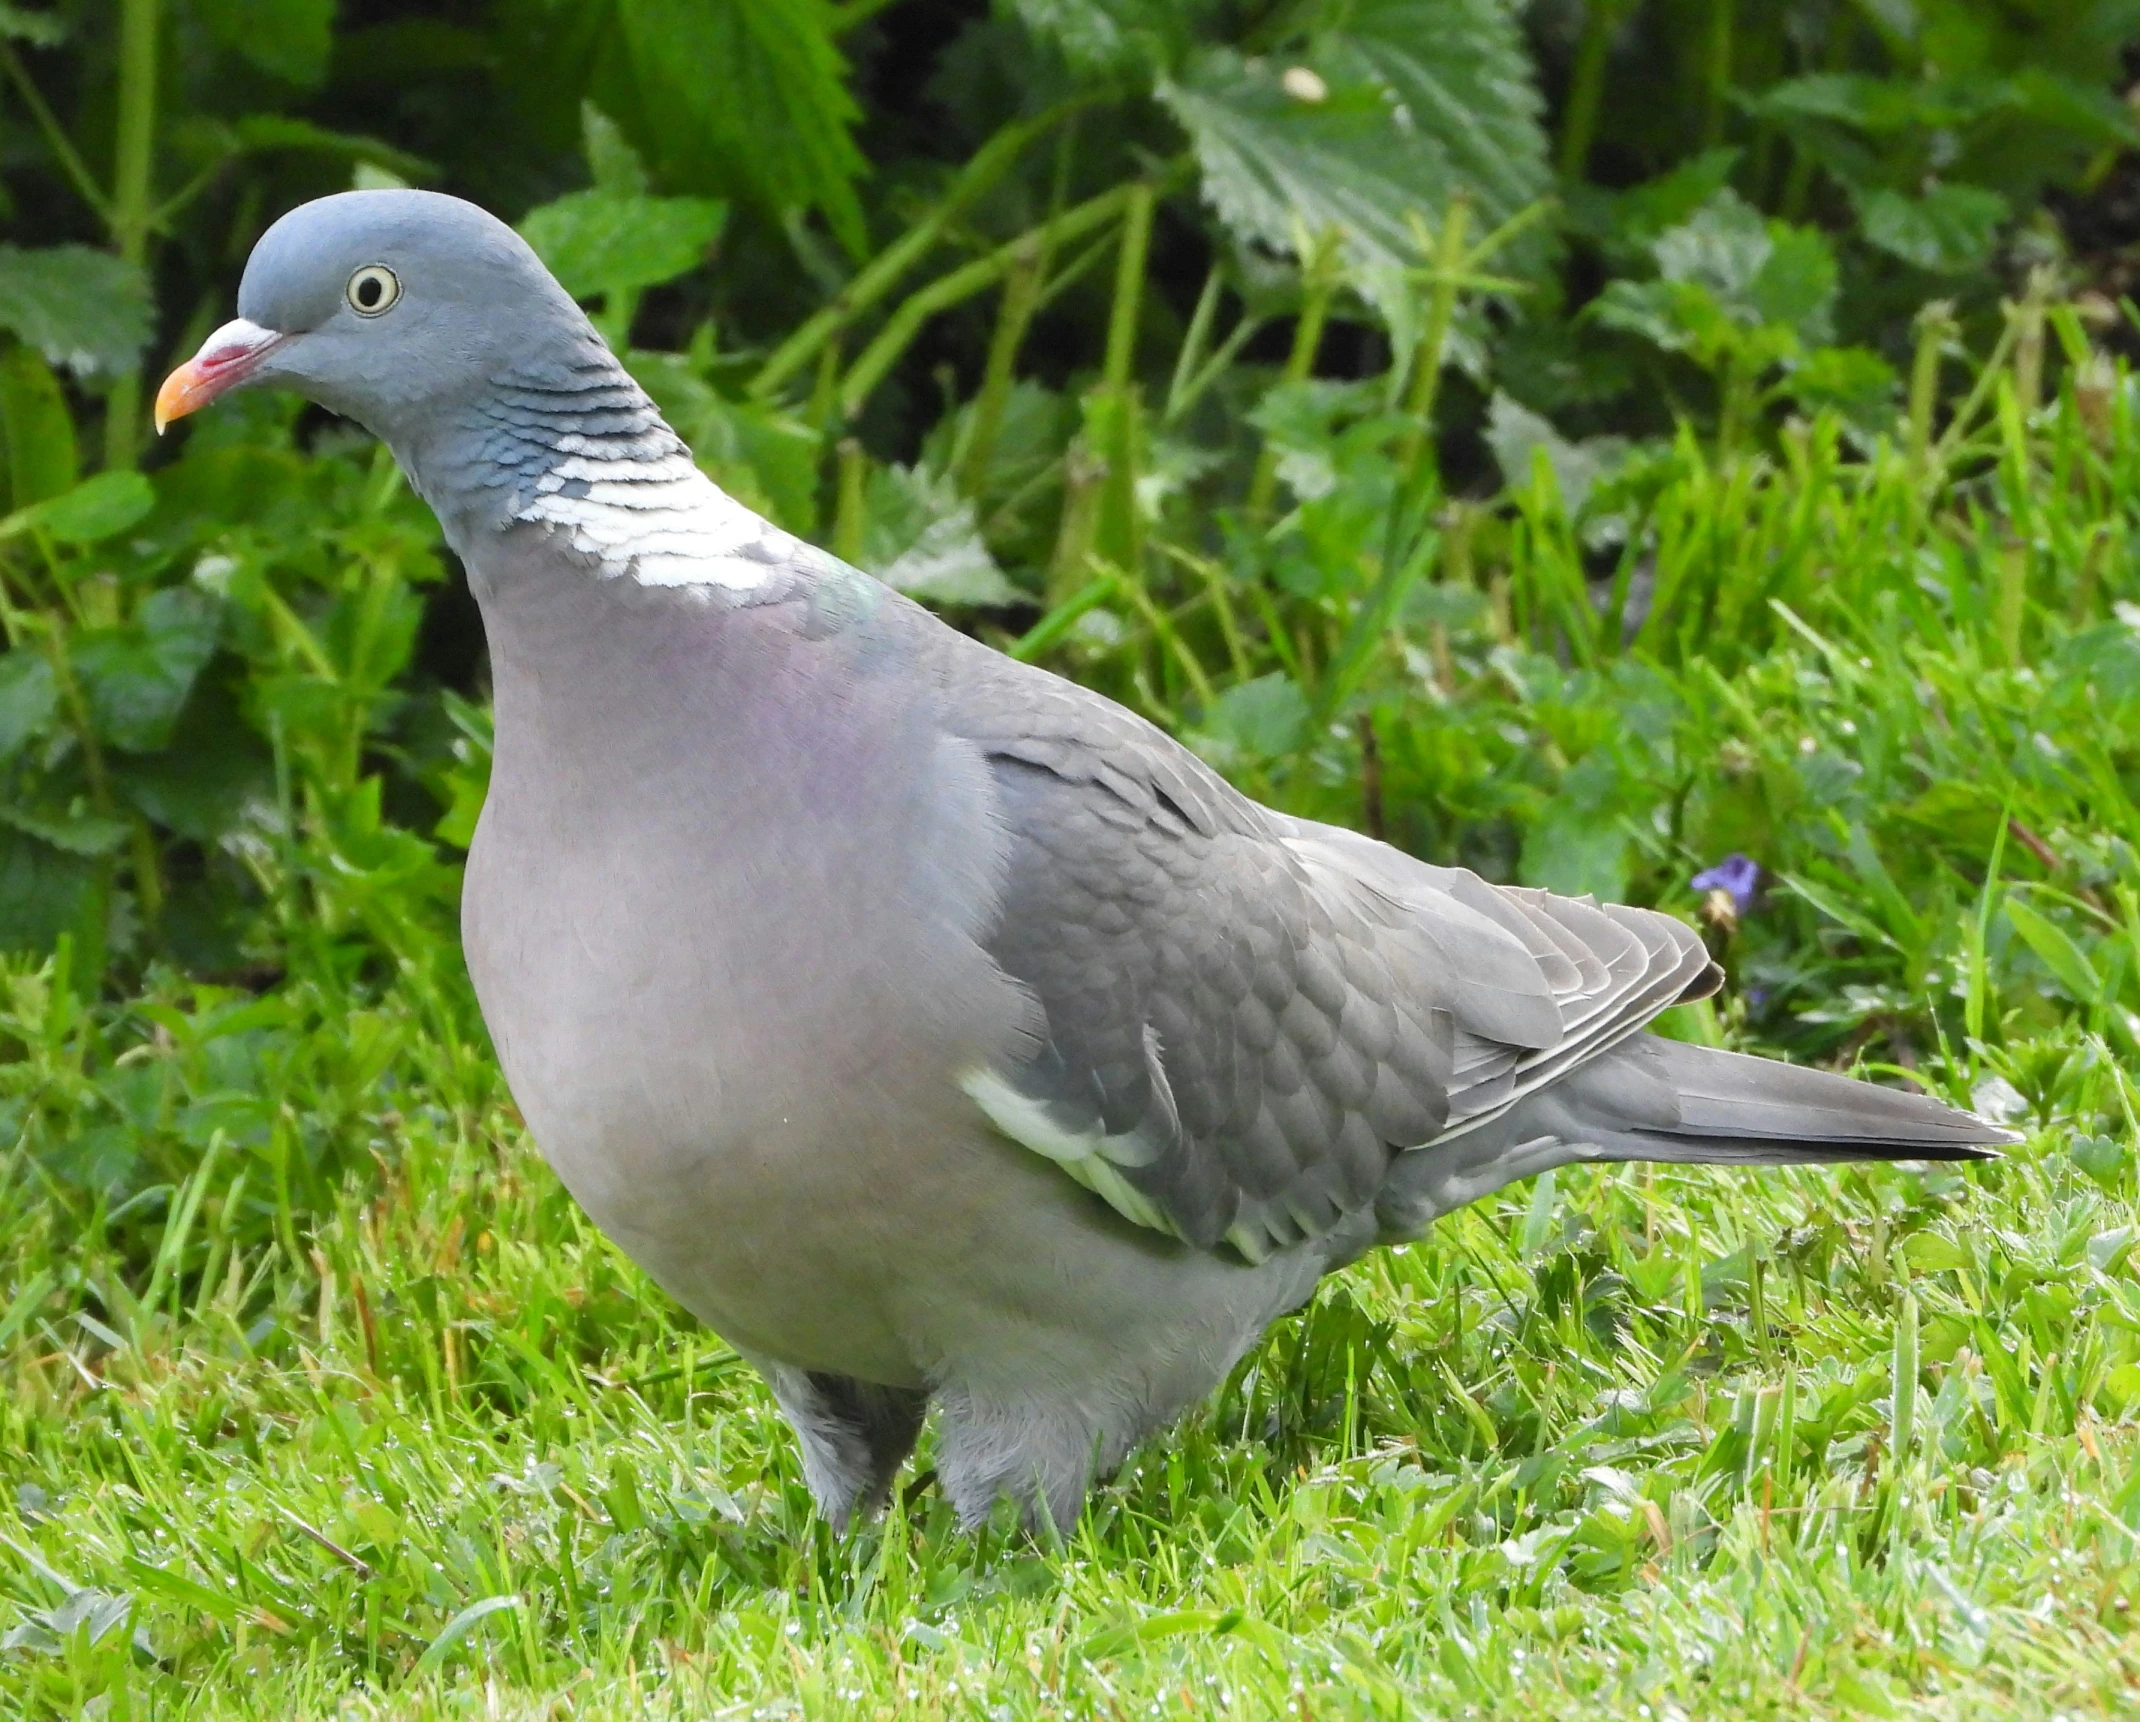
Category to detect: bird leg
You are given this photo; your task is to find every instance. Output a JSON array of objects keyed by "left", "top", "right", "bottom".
[{"left": 757, "top": 1363, "right": 928, "bottom": 1531}]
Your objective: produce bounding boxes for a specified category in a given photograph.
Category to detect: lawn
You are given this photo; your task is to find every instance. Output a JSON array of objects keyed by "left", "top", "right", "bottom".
[
  {"left": 7, "top": 0, "right": 2140, "bottom": 1713},
  {"left": 8, "top": 348, "right": 2140, "bottom": 1717}
]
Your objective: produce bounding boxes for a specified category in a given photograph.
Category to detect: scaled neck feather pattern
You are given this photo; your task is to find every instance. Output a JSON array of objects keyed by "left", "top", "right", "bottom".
[{"left": 438, "top": 342, "right": 799, "bottom": 597}]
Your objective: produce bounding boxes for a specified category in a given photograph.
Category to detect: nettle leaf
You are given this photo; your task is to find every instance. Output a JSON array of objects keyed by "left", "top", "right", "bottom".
[
  {"left": 1855, "top": 182, "right": 2010, "bottom": 273},
  {"left": 73, "top": 589, "right": 221, "bottom": 754},
  {"left": 857, "top": 464, "right": 1022, "bottom": 608},
  {"left": 1485, "top": 393, "right": 1628, "bottom": 517},
  {"left": 1, "top": 804, "right": 130, "bottom": 856},
  {"left": 0, "top": 649, "right": 57, "bottom": 759},
  {"left": 1566, "top": 148, "right": 1739, "bottom": 270},
  {"left": 0, "top": 247, "right": 152, "bottom": 377},
  {"left": 110, "top": 680, "right": 269, "bottom": 843},
  {"left": 0, "top": 825, "right": 95, "bottom": 953},
  {"left": 1201, "top": 672, "right": 1308, "bottom": 763},
  {"left": 192, "top": 0, "right": 334, "bottom": 86},
  {"left": 228, "top": 115, "right": 436, "bottom": 180},
  {"left": 1627, "top": 191, "right": 1838, "bottom": 344},
  {"left": 1006, "top": 0, "right": 1213, "bottom": 78},
  {"left": 520, "top": 190, "right": 727, "bottom": 300},
  {"left": 606, "top": 0, "right": 866, "bottom": 254},
  {"left": 13, "top": 471, "right": 155, "bottom": 546},
  {"left": 1785, "top": 345, "right": 1899, "bottom": 433},
  {"left": 1161, "top": 0, "right": 1550, "bottom": 320},
  {"left": 0, "top": 344, "right": 78, "bottom": 509},
  {"left": 1520, "top": 754, "right": 1630, "bottom": 900}
]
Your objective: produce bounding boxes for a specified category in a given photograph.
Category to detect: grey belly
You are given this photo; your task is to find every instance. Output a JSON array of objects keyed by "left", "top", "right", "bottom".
[{"left": 464, "top": 837, "right": 1319, "bottom": 1401}]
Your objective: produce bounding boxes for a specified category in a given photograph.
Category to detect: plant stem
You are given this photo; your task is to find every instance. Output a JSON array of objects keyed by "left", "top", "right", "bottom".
[
  {"left": 1008, "top": 567, "right": 1118, "bottom": 661},
  {"left": 1702, "top": 0, "right": 1736, "bottom": 150},
  {"left": 1398, "top": 198, "right": 1472, "bottom": 495},
  {"left": 104, "top": 0, "right": 161, "bottom": 471},
  {"left": 0, "top": 42, "right": 111, "bottom": 222},
  {"left": 2012, "top": 267, "right": 2052, "bottom": 419},
  {"left": 1246, "top": 230, "right": 1340, "bottom": 522},
  {"left": 1101, "top": 182, "right": 1155, "bottom": 392},
  {"left": 1907, "top": 300, "right": 1956, "bottom": 486},
  {"left": 752, "top": 101, "right": 1083, "bottom": 400},
  {"left": 959, "top": 233, "right": 1047, "bottom": 500},
  {"left": 1106, "top": 556, "right": 1215, "bottom": 713},
  {"left": 833, "top": 439, "right": 866, "bottom": 565},
  {"left": 838, "top": 180, "right": 1146, "bottom": 421},
  {"left": 1558, "top": 0, "right": 1628, "bottom": 180},
  {"left": 1165, "top": 267, "right": 1225, "bottom": 422},
  {"left": 1048, "top": 443, "right": 1108, "bottom": 606}
]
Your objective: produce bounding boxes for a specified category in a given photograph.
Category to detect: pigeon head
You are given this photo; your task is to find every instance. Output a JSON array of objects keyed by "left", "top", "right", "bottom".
[{"left": 156, "top": 189, "right": 597, "bottom": 451}]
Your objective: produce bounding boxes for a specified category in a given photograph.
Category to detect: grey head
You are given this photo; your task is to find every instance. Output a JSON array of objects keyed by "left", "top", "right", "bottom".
[
  {"left": 163, "top": 188, "right": 821, "bottom": 593},
  {"left": 158, "top": 191, "right": 625, "bottom": 517}
]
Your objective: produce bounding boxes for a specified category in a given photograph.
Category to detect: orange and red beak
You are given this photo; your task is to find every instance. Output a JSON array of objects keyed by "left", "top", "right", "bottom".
[{"left": 154, "top": 318, "right": 288, "bottom": 433}]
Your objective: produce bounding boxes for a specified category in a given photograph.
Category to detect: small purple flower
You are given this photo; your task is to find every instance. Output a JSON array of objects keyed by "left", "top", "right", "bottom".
[{"left": 1692, "top": 853, "right": 1760, "bottom": 919}]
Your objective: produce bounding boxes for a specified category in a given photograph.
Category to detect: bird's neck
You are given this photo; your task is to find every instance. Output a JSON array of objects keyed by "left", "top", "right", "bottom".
[{"left": 403, "top": 343, "right": 784, "bottom": 595}]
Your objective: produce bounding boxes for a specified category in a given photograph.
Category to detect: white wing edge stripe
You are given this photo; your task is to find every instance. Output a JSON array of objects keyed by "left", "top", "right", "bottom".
[{"left": 960, "top": 1067, "right": 1184, "bottom": 1240}]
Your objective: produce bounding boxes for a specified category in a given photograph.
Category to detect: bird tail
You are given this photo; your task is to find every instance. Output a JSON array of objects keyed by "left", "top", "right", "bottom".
[
  {"left": 1604, "top": 1036, "right": 2012, "bottom": 1165},
  {"left": 1376, "top": 1034, "right": 2010, "bottom": 1236}
]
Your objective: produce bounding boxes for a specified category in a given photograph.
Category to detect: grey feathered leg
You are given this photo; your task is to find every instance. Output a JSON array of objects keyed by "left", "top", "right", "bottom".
[
  {"left": 932, "top": 1385, "right": 1126, "bottom": 1536},
  {"left": 758, "top": 1362, "right": 929, "bottom": 1529}
]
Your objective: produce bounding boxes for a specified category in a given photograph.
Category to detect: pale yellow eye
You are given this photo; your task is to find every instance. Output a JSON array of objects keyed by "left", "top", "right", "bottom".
[{"left": 346, "top": 264, "right": 401, "bottom": 317}]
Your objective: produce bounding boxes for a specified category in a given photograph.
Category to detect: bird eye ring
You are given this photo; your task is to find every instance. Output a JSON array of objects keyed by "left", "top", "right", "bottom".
[{"left": 346, "top": 264, "right": 401, "bottom": 317}]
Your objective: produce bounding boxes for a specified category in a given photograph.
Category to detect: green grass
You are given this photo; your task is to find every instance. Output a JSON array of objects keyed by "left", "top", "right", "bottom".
[{"left": 12, "top": 373, "right": 2140, "bottom": 1714}]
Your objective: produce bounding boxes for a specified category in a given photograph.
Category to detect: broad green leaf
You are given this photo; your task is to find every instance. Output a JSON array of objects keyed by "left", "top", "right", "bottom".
[
  {"left": 0, "top": 246, "right": 152, "bottom": 377},
  {"left": 1856, "top": 182, "right": 2009, "bottom": 273},
  {"left": 1520, "top": 752, "right": 1631, "bottom": 900},
  {"left": 1160, "top": 0, "right": 1550, "bottom": 320},
  {"left": 1744, "top": 225, "right": 1837, "bottom": 340},
  {"left": 0, "top": 342, "right": 77, "bottom": 510},
  {"left": 1602, "top": 192, "right": 1836, "bottom": 352},
  {"left": 582, "top": 103, "right": 648, "bottom": 196},
  {"left": 0, "top": 804, "right": 130, "bottom": 855},
  {"left": 1198, "top": 672, "right": 1308, "bottom": 763},
  {"left": 191, "top": 0, "right": 334, "bottom": 86},
  {"left": 1902, "top": 1231, "right": 1972, "bottom": 1274},
  {"left": 1485, "top": 393, "right": 1627, "bottom": 516},
  {"left": 1785, "top": 345, "right": 1898, "bottom": 432},
  {"left": 0, "top": 649, "right": 57, "bottom": 759},
  {"left": 228, "top": 115, "right": 436, "bottom": 180},
  {"left": 0, "top": 825, "right": 96, "bottom": 953},
  {"left": 73, "top": 589, "right": 222, "bottom": 754},
  {"left": 1519, "top": 802, "right": 1629, "bottom": 901},
  {"left": 14, "top": 471, "right": 155, "bottom": 546},
  {"left": 110, "top": 680, "right": 269, "bottom": 842},
  {"left": 604, "top": 0, "right": 866, "bottom": 255},
  {"left": 1652, "top": 190, "right": 1773, "bottom": 296},
  {"left": 2070, "top": 1134, "right": 2128, "bottom": 1190},
  {"left": 856, "top": 463, "right": 1021, "bottom": 607},
  {"left": 1565, "top": 149, "right": 1740, "bottom": 269},
  {"left": 1752, "top": 73, "right": 1974, "bottom": 133},
  {"left": 1007, "top": 0, "right": 1213, "bottom": 78},
  {"left": 519, "top": 190, "right": 727, "bottom": 300},
  {"left": 2003, "top": 893, "right": 2101, "bottom": 1004}
]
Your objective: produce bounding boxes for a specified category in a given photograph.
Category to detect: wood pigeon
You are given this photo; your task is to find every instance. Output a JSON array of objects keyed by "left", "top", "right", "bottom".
[{"left": 159, "top": 190, "right": 2007, "bottom": 1532}]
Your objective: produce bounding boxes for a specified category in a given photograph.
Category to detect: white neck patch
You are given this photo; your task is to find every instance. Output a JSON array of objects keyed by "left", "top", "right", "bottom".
[{"left": 513, "top": 438, "right": 800, "bottom": 594}]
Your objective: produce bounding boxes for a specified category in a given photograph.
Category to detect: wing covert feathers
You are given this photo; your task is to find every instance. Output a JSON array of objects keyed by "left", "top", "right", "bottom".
[{"left": 944, "top": 644, "right": 1995, "bottom": 1263}]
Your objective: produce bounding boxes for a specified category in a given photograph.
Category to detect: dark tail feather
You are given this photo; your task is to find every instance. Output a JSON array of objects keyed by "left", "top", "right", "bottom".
[
  {"left": 1375, "top": 1035, "right": 2009, "bottom": 1235},
  {"left": 1620, "top": 1038, "right": 2010, "bottom": 1164}
]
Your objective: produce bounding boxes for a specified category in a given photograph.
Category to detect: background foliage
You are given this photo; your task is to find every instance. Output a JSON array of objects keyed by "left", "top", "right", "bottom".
[{"left": 7, "top": 0, "right": 2140, "bottom": 1713}]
